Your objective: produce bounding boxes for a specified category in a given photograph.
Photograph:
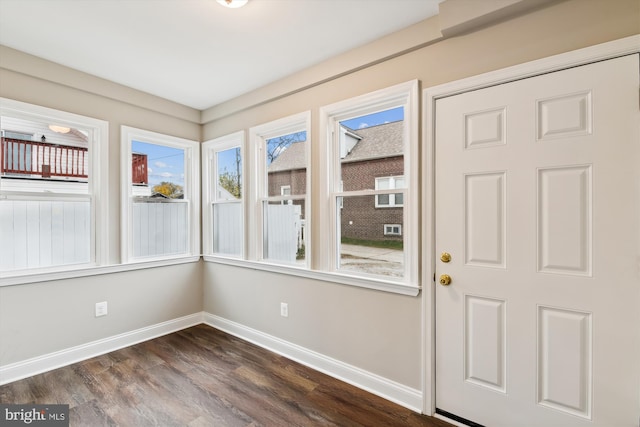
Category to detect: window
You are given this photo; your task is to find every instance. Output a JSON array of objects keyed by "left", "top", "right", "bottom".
[
  {"left": 375, "top": 176, "right": 404, "bottom": 207},
  {"left": 202, "top": 132, "right": 244, "bottom": 258},
  {"left": 319, "top": 80, "right": 419, "bottom": 289},
  {"left": 0, "top": 98, "right": 108, "bottom": 276},
  {"left": 250, "top": 112, "right": 310, "bottom": 267},
  {"left": 202, "top": 86, "right": 417, "bottom": 294},
  {"left": 280, "top": 185, "right": 292, "bottom": 205},
  {"left": 384, "top": 224, "right": 402, "bottom": 236},
  {"left": 121, "top": 126, "right": 199, "bottom": 262}
]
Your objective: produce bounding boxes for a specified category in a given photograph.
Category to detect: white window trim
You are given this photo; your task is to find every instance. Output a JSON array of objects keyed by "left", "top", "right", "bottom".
[
  {"left": 249, "top": 111, "right": 311, "bottom": 267},
  {"left": 318, "top": 80, "right": 420, "bottom": 290},
  {"left": 202, "top": 131, "right": 245, "bottom": 258},
  {"left": 0, "top": 97, "right": 109, "bottom": 281},
  {"left": 120, "top": 126, "right": 200, "bottom": 264}
]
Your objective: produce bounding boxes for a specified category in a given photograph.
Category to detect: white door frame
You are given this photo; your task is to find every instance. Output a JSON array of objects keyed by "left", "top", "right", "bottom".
[{"left": 421, "top": 34, "right": 640, "bottom": 416}]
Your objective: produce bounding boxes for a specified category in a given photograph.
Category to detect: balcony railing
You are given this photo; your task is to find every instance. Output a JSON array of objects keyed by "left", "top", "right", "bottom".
[
  {"left": 1, "top": 137, "right": 88, "bottom": 179},
  {"left": 132, "top": 152, "right": 148, "bottom": 185}
]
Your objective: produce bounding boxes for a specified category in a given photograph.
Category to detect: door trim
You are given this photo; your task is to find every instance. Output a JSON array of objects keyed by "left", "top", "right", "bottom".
[{"left": 421, "top": 34, "right": 640, "bottom": 415}]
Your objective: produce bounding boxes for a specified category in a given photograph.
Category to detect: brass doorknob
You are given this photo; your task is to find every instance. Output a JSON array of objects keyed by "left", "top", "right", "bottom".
[
  {"left": 439, "top": 274, "right": 452, "bottom": 286},
  {"left": 440, "top": 252, "right": 451, "bottom": 263}
]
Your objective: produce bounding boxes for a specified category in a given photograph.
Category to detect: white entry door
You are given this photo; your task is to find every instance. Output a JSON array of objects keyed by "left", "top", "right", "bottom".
[{"left": 435, "top": 54, "right": 639, "bottom": 427}]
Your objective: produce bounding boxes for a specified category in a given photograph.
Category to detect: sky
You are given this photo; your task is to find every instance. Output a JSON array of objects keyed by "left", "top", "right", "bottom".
[
  {"left": 340, "top": 106, "right": 403, "bottom": 130},
  {"left": 132, "top": 140, "right": 185, "bottom": 189},
  {"left": 147, "top": 106, "right": 405, "bottom": 189}
]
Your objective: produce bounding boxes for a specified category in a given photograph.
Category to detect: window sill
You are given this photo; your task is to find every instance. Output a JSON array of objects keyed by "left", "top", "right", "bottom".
[
  {"left": 0, "top": 255, "right": 201, "bottom": 287},
  {"left": 203, "top": 255, "right": 421, "bottom": 296}
]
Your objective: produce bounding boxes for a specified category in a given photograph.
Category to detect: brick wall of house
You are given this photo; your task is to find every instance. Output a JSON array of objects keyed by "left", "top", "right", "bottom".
[
  {"left": 341, "top": 156, "right": 403, "bottom": 191},
  {"left": 268, "top": 168, "right": 307, "bottom": 196},
  {"left": 340, "top": 156, "right": 403, "bottom": 241},
  {"left": 268, "top": 168, "right": 307, "bottom": 218},
  {"left": 266, "top": 156, "right": 404, "bottom": 242}
]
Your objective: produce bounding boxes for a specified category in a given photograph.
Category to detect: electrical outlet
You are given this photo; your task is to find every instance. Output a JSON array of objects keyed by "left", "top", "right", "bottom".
[
  {"left": 280, "top": 302, "right": 288, "bottom": 318},
  {"left": 95, "top": 301, "right": 108, "bottom": 317}
]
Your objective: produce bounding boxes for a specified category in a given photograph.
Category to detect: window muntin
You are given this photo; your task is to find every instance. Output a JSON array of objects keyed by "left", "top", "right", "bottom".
[
  {"left": 251, "top": 112, "right": 310, "bottom": 267},
  {"left": 203, "top": 133, "right": 244, "bottom": 258},
  {"left": 121, "top": 126, "right": 199, "bottom": 263},
  {"left": 0, "top": 98, "right": 107, "bottom": 276}
]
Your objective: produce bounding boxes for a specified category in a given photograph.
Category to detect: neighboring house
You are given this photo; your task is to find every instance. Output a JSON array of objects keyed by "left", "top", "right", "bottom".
[
  {"left": 1, "top": 116, "right": 150, "bottom": 195},
  {"left": 131, "top": 151, "right": 151, "bottom": 197},
  {"left": 340, "top": 121, "right": 404, "bottom": 241},
  {"left": 1, "top": 116, "right": 90, "bottom": 192},
  {"left": 267, "top": 140, "right": 307, "bottom": 210},
  {"left": 267, "top": 141, "right": 308, "bottom": 255},
  {"left": 267, "top": 120, "right": 404, "bottom": 242}
]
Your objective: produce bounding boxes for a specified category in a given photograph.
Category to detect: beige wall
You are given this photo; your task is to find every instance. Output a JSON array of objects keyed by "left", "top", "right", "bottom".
[
  {"left": 201, "top": 0, "right": 639, "bottom": 390},
  {"left": 0, "top": 263, "right": 202, "bottom": 365},
  {"left": 0, "top": 52, "right": 203, "bottom": 366}
]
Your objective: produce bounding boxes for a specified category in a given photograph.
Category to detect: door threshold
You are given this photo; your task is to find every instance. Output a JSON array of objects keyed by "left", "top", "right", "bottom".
[{"left": 435, "top": 408, "right": 485, "bottom": 427}]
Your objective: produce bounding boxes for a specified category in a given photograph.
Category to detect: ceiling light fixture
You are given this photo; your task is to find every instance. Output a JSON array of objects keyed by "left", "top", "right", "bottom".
[
  {"left": 216, "top": 0, "right": 248, "bottom": 8},
  {"left": 48, "top": 125, "right": 71, "bottom": 133}
]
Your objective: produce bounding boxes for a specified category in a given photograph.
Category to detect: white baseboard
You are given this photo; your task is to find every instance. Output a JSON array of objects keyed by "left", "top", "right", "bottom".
[
  {"left": 0, "top": 312, "right": 203, "bottom": 386},
  {"left": 1, "top": 311, "right": 423, "bottom": 413},
  {"left": 203, "top": 312, "right": 423, "bottom": 412}
]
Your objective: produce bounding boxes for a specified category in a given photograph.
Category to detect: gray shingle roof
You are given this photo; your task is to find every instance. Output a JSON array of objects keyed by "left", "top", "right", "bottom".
[
  {"left": 268, "top": 141, "right": 307, "bottom": 172},
  {"left": 342, "top": 120, "right": 403, "bottom": 163},
  {"left": 266, "top": 120, "right": 403, "bottom": 172}
]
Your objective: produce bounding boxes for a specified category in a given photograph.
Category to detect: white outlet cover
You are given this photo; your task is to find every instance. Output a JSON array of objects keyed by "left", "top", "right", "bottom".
[{"left": 95, "top": 301, "right": 108, "bottom": 317}]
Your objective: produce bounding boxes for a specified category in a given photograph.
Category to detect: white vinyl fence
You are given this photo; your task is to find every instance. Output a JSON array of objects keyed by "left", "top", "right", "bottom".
[
  {"left": 264, "top": 204, "right": 301, "bottom": 263},
  {"left": 213, "top": 202, "right": 242, "bottom": 256},
  {"left": 0, "top": 199, "right": 91, "bottom": 271},
  {"left": 132, "top": 201, "right": 188, "bottom": 258}
]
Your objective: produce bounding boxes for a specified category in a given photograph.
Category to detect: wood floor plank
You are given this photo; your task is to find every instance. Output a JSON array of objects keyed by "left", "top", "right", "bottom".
[{"left": 0, "top": 324, "right": 451, "bottom": 427}]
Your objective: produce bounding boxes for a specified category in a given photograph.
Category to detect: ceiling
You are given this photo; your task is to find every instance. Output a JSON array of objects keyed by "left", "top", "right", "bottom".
[{"left": 0, "top": 0, "right": 443, "bottom": 111}]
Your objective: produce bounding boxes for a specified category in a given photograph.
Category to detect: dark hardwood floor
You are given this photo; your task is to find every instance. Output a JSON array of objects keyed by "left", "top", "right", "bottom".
[{"left": 0, "top": 324, "right": 452, "bottom": 426}]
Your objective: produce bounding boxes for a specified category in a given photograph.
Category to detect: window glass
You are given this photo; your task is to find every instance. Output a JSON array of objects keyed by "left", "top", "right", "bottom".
[
  {"left": 263, "top": 200, "right": 305, "bottom": 263},
  {"left": 121, "top": 126, "right": 198, "bottom": 262},
  {"left": 337, "top": 194, "right": 404, "bottom": 278},
  {"left": 1, "top": 101, "right": 106, "bottom": 275},
  {"left": 335, "top": 107, "right": 406, "bottom": 278},
  {"left": 1, "top": 116, "right": 89, "bottom": 192},
  {"left": 263, "top": 131, "right": 307, "bottom": 265},
  {"left": 216, "top": 147, "right": 241, "bottom": 201},
  {"left": 212, "top": 143, "right": 243, "bottom": 257},
  {"left": 129, "top": 141, "right": 187, "bottom": 258}
]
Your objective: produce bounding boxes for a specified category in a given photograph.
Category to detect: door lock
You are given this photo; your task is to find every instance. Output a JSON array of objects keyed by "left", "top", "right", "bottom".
[{"left": 439, "top": 274, "right": 452, "bottom": 286}]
